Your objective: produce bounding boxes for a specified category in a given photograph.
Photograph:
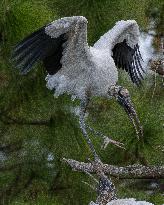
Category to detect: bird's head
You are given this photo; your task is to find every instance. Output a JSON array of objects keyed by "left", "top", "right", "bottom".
[{"left": 108, "top": 85, "right": 143, "bottom": 140}]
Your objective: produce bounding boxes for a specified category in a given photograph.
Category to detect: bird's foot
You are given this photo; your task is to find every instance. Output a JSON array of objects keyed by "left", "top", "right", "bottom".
[
  {"left": 102, "top": 136, "right": 125, "bottom": 150},
  {"left": 86, "top": 126, "right": 125, "bottom": 150}
]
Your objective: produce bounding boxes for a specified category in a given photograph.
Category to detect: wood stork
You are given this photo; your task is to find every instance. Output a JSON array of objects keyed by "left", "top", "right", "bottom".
[{"left": 12, "top": 16, "right": 144, "bottom": 158}]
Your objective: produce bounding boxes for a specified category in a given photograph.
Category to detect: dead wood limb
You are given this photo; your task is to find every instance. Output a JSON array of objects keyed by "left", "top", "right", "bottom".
[
  {"left": 63, "top": 158, "right": 164, "bottom": 179},
  {"left": 63, "top": 158, "right": 117, "bottom": 204}
]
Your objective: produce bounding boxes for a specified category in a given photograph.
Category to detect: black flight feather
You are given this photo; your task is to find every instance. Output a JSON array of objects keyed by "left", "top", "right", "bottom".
[
  {"left": 12, "top": 26, "right": 67, "bottom": 75},
  {"left": 112, "top": 39, "right": 144, "bottom": 86}
]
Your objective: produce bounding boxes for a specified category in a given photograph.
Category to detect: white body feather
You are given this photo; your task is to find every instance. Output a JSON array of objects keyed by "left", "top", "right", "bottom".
[{"left": 45, "top": 16, "right": 140, "bottom": 99}]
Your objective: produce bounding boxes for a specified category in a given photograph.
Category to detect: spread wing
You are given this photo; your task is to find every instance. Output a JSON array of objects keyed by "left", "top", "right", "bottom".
[
  {"left": 12, "top": 16, "right": 89, "bottom": 75},
  {"left": 112, "top": 39, "right": 144, "bottom": 85},
  {"left": 94, "top": 20, "right": 144, "bottom": 86}
]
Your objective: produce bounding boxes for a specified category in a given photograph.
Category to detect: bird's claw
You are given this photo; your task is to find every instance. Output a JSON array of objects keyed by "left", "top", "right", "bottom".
[
  {"left": 101, "top": 136, "right": 125, "bottom": 150},
  {"left": 87, "top": 125, "right": 125, "bottom": 150}
]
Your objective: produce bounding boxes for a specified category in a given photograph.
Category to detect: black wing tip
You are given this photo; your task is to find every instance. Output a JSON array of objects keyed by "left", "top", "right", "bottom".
[
  {"left": 11, "top": 54, "right": 32, "bottom": 75},
  {"left": 11, "top": 25, "right": 67, "bottom": 76},
  {"left": 20, "top": 70, "right": 30, "bottom": 75},
  {"left": 11, "top": 27, "right": 47, "bottom": 74},
  {"left": 112, "top": 40, "right": 145, "bottom": 86},
  {"left": 134, "top": 80, "right": 142, "bottom": 87}
]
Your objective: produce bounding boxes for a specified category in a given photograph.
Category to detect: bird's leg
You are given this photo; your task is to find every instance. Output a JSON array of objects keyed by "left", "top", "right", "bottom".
[
  {"left": 79, "top": 99, "right": 117, "bottom": 203},
  {"left": 79, "top": 98, "right": 100, "bottom": 161},
  {"left": 108, "top": 85, "right": 143, "bottom": 140},
  {"left": 79, "top": 98, "right": 125, "bottom": 150}
]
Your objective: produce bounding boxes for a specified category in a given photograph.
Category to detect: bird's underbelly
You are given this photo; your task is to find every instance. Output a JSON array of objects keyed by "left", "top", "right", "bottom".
[
  {"left": 91, "top": 65, "right": 118, "bottom": 97},
  {"left": 89, "top": 48, "right": 118, "bottom": 97},
  {"left": 45, "top": 54, "right": 118, "bottom": 99}
]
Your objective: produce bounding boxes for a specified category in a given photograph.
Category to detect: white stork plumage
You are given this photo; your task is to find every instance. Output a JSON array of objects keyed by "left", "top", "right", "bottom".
[{"left": 12, "top": 16, "right": 145, "bottom": 157}]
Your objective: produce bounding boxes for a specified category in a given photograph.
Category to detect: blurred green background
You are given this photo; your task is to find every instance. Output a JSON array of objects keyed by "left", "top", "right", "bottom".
[{"left": 0, "top": 0, "right": 163, "bottom": 204}]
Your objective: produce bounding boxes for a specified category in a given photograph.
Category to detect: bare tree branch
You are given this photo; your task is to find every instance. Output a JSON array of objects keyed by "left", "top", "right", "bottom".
[{"left": 63, "top": 158, "right": 164, "bottom": 179}]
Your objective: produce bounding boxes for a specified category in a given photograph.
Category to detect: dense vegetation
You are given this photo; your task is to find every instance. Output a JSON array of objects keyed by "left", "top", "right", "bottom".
[{"left": 0, "top": 0, "right": 163, "bottom": 204}]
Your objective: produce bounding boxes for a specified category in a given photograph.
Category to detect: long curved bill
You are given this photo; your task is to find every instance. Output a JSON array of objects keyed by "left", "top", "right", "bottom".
[{"left": 109, "top": 86, "right": 143, "bottom": 140}]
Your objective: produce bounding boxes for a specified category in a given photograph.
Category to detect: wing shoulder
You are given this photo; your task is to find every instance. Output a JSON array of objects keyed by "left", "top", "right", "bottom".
[
  {"left": 94, "top": 20, "right": 140, "bottom": 51},
  {"left": 12, "top": 16, "right": 89, "bottom": 75},
  {"left": 93, "top": 20, "right": 144, "bottom": 86}
]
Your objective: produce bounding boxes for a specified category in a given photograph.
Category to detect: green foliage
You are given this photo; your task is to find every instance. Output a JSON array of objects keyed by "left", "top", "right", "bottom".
[
  {"left": 117, "top": 179, "right": 164, "bottom": 205},
  {"left": 87, "top": 73, "right": 164, "bottom": 166},
  {"left": 0, "top": 0, "right": 163, "bottom": 205},
  {"left": 0, "top": 0, "right": 53, "bottom": 44},
  {"left": 50, "top": 0, "right": 157, "bottom": 44}
]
